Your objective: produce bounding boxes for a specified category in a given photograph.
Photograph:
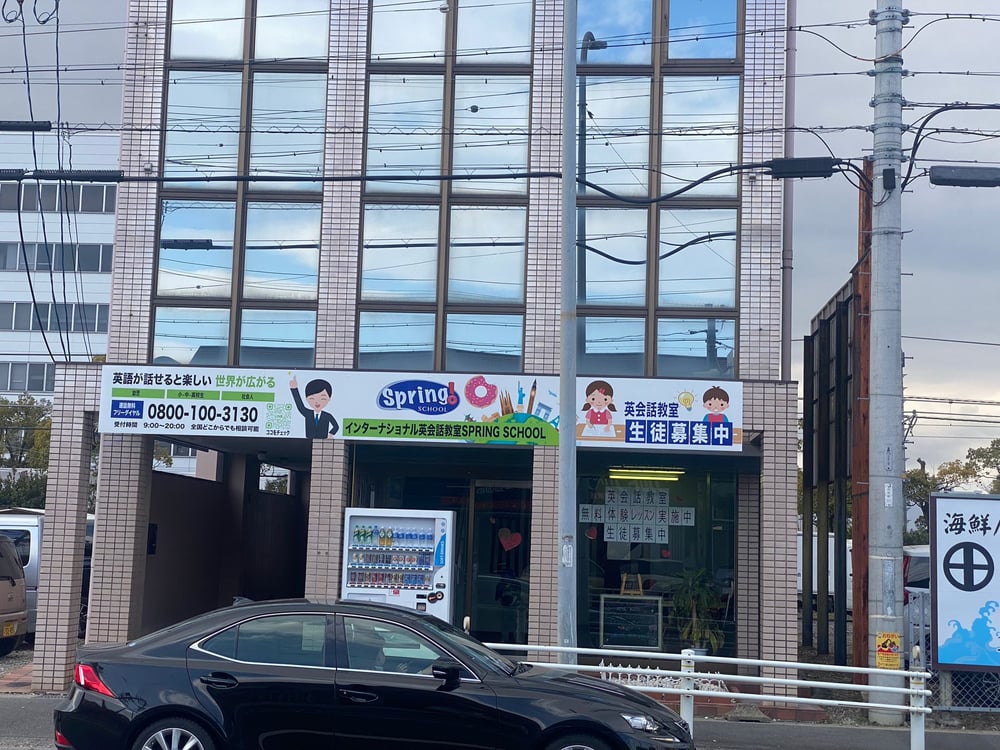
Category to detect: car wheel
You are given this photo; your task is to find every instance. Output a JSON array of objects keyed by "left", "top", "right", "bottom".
[
  {"left": 131, "top": 718, "right": 216, "bottom": 750},
  {"left": 544, "top": 734, "right": 612, "bottom": 750},
  {"left": 0, "top": 635, "right": 23, "bottom": 658}
]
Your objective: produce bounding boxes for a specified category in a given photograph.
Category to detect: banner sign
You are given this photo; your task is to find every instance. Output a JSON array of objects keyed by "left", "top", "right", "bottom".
[
  {"left": 930, "top": 492, "right": 1000, "bottom": 669},
  {"left": 99, "top": 366, "right": 742, "bottom": 451}
]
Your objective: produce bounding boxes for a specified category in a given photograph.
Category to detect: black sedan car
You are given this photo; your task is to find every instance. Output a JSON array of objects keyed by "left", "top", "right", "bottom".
[{"left": 54, "top": 598, "right": 694, "bottom": 750}]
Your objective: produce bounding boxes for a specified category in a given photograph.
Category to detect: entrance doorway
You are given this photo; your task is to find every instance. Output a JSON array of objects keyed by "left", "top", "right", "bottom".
[{"left": 360, "top": 469, "right": 531, "bottom": 643}]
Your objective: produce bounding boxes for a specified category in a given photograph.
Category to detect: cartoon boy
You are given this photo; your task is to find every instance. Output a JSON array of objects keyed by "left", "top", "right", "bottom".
[
  {"left": 290, "top": 375, "right": 339, "bottom": 438},
  {"left": 702, "top": 385, "right": 730, "bottom": 424}
]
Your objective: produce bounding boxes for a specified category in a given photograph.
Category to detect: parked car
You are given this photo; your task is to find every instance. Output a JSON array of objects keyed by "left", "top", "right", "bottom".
[
  {"left": 0, "top": 509, "right": 93, "bottom": 638},
  {"left": 0, "top": 534, "right": 28, "bottom": 657},
  {"left": 54, "top": 599, "right": 695, "bottom": 750}
]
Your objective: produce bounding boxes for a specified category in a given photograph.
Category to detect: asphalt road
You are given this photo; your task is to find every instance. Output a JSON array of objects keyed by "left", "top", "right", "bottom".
[{"left": 3, "top": 693, "right": 1000, "bottom": 750}]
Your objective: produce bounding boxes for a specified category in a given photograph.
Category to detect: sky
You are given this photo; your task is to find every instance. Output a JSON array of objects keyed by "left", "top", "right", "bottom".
[
  {"left": 789, "top": 1, "right": 1000, "bottom": 476},
  {"left": 2, "top": 1, "right": 999, "bottom": 474}
]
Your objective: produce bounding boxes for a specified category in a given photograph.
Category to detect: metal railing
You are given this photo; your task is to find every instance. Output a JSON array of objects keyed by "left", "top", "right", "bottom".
[{"left": 486, "top": 643, "right": 932, "bottom": 750}]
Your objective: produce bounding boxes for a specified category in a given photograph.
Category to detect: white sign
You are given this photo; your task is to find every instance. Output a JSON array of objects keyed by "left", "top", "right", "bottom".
[
  {"left": 98, "top": 365, "right": 744, "bottom": 452},
  {"left": 930, "top": 492, "right": 1000, "bottom": 669}
]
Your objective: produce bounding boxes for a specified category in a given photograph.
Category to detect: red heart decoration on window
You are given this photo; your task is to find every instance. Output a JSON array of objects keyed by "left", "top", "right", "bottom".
[{"left": 498, "top": 527, "right": 522, "bottom": 551}]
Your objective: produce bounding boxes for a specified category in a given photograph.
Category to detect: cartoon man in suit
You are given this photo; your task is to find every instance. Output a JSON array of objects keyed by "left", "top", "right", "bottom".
[{"left": 290, "top": 375, "right": 339, "bottom": 438}]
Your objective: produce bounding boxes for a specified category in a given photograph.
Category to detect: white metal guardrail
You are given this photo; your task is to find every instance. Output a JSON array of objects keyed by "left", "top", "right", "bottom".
[{"left": 486, "top": 643, "right": 932, "bottom": 750}]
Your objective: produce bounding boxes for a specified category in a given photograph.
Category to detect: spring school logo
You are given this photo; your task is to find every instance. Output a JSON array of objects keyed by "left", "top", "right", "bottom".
[{"left": 377, "top": 380, "right": 460, "bottom": 416}]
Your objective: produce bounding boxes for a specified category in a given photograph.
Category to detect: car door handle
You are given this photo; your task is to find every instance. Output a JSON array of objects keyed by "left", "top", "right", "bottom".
[
  {"left": 199, "top": 673, "right": 239, "bottom": 689},
  {"left": 339, "top": 688, "right": 379, "bottom": 704}
]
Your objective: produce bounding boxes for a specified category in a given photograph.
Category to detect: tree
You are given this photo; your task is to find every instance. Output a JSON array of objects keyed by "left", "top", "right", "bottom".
[
  {"left": 0, "top": 470, "right": 47, "bottom": 509},
  {"left": 0, "top": 395, "right": 51, "bottom": 467},
  {"left": 902, "top": 458, "right": 977, "bottom": 543},
  {"left": 964, "top": 438, "right": 1000, "bottom": 494}
]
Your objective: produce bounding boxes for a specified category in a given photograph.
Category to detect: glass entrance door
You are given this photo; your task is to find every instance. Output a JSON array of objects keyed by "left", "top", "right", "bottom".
[{"left": 465, "top": 481, "right": 531, "bottom": 643}]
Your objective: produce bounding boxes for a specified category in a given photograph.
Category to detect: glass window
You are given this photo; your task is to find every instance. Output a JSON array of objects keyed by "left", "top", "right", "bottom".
[
  {"left": 668, "top": 0, "right": 738, "bottom": 59},
  {"left": 255, "top": 0, "right": 329, "bottom": 60},
  {"left": 40, "top": 184, "right": 58, "bottom": 212},
  {"left": 59, "top": 184, "right": 81, "bottom": 212},
  {"left": 9, "top": 363, "right": 26, "bottom": 392},
  {"left": 104, "top": 185, "right": 117, "bottom": 213},
  {"left": 448, "top": 206, "right": 525, "bottom": 304},
  {"left": 456, "top": 1, "right": 531, "bottom": 64},
  {"left": 101, "top": 244, "right": 113, "bottom": 272},
  {"left": 358, "top": 311, "right": 435, "bottom": 371},
  {"left": 239, "top": 309, "right": 316, "bottom": 367},
  {"left": 157, "top": 200, "right": 236, "bottom": 298},
  {"left": 362, "top": 205, "right": 439, "bottom": 302},
  {"left": 343, "top": 616, "right": 448, "bottom": 674},
  {"left": 97, "top": 305, "right": 109, "bottom": 333},
  {"left": 249, "top": 73, "right": 327, "bottom": 190},
  {"left": 30, "top": 303, "right": 49, "bottom": 331},
  {"left": 13, "top": 303, "right": 33, "bottom": 331},
  {"left": 26, "top": 363, "right": 46, "bottom": 392},
  {"left": 0, "top": 304, "right": 11, "bottom": 330},
  {"left": 656, "top": 317, "right": 735, "bottom": 378},
  {"left": 366, "top": 75, "right": 444, "bottom": 193},
  {"left": 228, "top": 614, "right": 328, "bottom": 667},
  {"left": 244, "top": 203, "right": 321, "bottom": 301},
  {"left": 169, "top": 0, "right": 244, "bottom": 60},
  {"left": 578, "top": 0, "right": 653, "bottom": 64},
  {"left": 53, "top": 244, "right": 75, "bottom": 272},
  {"left": 34, "top": 243, "right": 51, "bottom": 271},
  {"left": 661, "top": 76, "right": 740, "bottom": 197},
  {"left": 0, "top": 243, "right": 17, "bottom": 270},
  {"left": 370, "top": 0, "right": 446, "bottom": 63},
  {"left": 44, "top": 363, "right": 55, "bottom": 392},
  {"left": 0, "top": 363, "right": 7, "bottom": 389},
  {"left": 452, "top": 76, "right": 530, "bottom": 195},
  {"left": 153, "top": 307, "right": 229, "bottom": 365},
  {"left": 77, "top": 244, "right": 101, "bottom": 272},
  {"left": 164, "top": 72, "right": 243, "bottom": 187},
  {"left": 578, "top": 317, "right": 645, "bottom": 375},
  {"left": 578, "top": 208, "right": 647, "bottom": 307},
  {"left": 80, "top": 185, "right": 105, "bottom": 213},
  {"left": 578, "top": 76, "right": 651, "bottom": 196},
  {"left": 445, "top": 313, "right": 523, "bottom": 373},
  {"left": 0, "top": 183, "right": 17, "bottom": 211},
  {"left": 20, "top": 185, "right": 37, "bottom": 212},
  {"left": 51, "top": 304, "right": 72, "bottom": 332},
  {"left": 74, "top": 304, "right": 97, "bottom": 333},
  {"left": 658, "top": 209, "right": 737, "bottom": 308}
]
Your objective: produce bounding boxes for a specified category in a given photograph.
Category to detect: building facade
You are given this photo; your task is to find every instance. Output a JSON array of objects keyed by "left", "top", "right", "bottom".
[{"left": 36, "top": 0, "right": 797, "bottom": 692}]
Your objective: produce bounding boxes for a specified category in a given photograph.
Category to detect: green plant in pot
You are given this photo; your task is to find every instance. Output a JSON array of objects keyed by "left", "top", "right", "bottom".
[{"left": 669, "top": 567, "right": 725, "bottom": 654}]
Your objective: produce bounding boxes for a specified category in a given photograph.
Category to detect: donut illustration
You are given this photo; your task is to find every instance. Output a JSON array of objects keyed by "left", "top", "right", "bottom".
[{"left": 464, "top": 375, "right": 498, "bottom": 408}]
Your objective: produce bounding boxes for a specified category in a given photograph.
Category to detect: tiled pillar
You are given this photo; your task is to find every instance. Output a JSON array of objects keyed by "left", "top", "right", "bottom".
[
  {"left": 33, "top": 365, "right": 100, "bottom": 691},
  {"left": 301, "top": 1, "right": 367, "bottom": 598},
  {"left": 739, "top": 381, "right": 798, "bottom": 694},
  {"left": 88, "top": 434, "right": 154, "bottom": 643},
  {"left": 304, "top": 440, "right": 349, "bottom": 600},
  {"left": 528, "top": 445, "right": 559, "bottom": 649},
  {"left": 739, "top": 0, "right": 787, "bottom": 381}
]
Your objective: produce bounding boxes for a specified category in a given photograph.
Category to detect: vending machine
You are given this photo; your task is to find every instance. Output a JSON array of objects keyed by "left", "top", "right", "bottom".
[{"left": 341, "top": 508, "right": 456, "bottom": 621}]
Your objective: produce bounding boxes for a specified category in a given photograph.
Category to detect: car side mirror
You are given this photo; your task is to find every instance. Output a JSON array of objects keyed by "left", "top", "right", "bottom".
[{"left": 431, "top": 658, "right": 463, "bottom": 689}]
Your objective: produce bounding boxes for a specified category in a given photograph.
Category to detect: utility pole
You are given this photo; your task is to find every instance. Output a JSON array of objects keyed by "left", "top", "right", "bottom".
[
  {"left": 867, "top": 0, "right": 908, "bottom": 725},
  {"left": 557, "top": 0, "right": 579, "bottom": 661}
]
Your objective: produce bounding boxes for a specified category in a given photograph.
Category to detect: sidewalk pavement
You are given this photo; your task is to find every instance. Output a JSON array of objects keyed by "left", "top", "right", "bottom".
[{"left": 3, "top": 662, "right": 1000, "bottom": 750}]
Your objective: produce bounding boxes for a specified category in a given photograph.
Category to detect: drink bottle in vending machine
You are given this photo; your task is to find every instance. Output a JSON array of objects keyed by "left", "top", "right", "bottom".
[{"left": 341, "top": 508, "right": 456, "bottom": 621}]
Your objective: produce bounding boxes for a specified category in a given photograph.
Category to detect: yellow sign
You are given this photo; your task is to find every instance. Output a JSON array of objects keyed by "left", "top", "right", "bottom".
[{"left": 876, "top": 631, "right": 902, "bottom": 669}]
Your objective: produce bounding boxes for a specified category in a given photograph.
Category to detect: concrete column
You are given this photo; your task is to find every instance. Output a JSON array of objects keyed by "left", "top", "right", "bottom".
[
  {"left": 304, "top": 440, "right": 349, "bottom": 601},
  {"left": 33, "top": 364, "right": 101, "bottom": 691}
]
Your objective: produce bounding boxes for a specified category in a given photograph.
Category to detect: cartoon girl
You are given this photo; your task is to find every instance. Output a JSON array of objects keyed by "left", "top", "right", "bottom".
[{"left": 581, "top": 380, "right": 616, "bottom": 435}]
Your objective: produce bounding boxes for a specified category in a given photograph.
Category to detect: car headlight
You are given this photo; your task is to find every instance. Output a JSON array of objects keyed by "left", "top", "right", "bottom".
[
  {"left": 620, "top": 713, "right": 687, "bottom": 743},
  {"left": 621, "top": 713, "right": 661, "bottom": 732}
]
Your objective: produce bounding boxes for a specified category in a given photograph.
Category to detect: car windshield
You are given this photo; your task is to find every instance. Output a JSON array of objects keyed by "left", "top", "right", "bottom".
[{"left": 420, "top": 615, "right": 519, "bottom": 676}]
